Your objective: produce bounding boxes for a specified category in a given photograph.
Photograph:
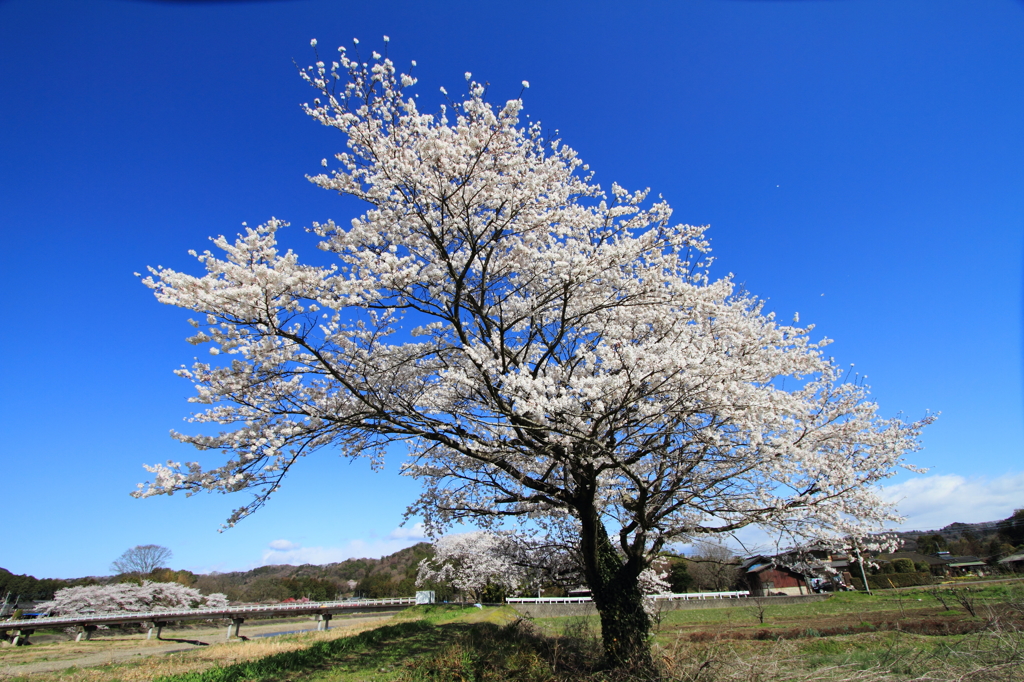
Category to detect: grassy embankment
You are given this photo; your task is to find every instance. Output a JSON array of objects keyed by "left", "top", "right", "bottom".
[{"left": 2, "top": 582, "right": 1022, "bottom": 681}]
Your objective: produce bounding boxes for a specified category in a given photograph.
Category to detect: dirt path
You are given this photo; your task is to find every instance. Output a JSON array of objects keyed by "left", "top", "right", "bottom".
[{"left": 1, "top": 614, "right": 392, "bottom": 677}]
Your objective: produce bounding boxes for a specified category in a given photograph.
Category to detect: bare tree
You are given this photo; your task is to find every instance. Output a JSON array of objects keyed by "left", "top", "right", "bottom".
[
  {"left": 688, "top": 542, "right": 739, "bottom": 592},
  {"left": 111, "top": 544, "right": 172, "bottom": 576},
  {"left": 746, "top": 596, "right": 770, "bottom": 624}
]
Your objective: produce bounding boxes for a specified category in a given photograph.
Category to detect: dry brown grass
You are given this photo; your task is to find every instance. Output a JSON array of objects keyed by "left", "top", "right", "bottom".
[
  {"left": 0, "top": 616, "right": 392, "bottom": 681},
  {"left": 654, "top": 627, "right": 1024, "bottom": 682}
]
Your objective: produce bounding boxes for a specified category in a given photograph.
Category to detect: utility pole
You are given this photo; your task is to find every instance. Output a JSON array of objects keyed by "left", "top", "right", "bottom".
[{"left": 853, "top": 545, "right": 871, "bottom": 595}]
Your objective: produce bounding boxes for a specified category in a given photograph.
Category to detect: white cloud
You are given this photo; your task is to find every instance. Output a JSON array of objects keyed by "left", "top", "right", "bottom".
[
  {"left": 258, "top": 526, "right": 428, "bottom": 567},
  {"left": 879, "top": 472, "right": 1024, "bottom": 531},
  {"left": 667, "top": 472, "right": 1024, "bottom": 558},
  {"left": 388, "top": 522, "right": 427, "bottom": 541}
]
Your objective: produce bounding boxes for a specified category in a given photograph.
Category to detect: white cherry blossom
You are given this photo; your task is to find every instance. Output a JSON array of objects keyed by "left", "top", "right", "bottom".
[
  {"left": 38, "top": 582, "right": 228, "bottom": 616},
  {"left": 417, "top": 531, "right": 524, "bottom": 600}
]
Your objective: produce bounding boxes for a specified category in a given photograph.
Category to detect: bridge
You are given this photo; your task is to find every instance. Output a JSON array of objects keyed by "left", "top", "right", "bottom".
[{"left": 0, "top": 597, "right": 417, "bottom": 646}]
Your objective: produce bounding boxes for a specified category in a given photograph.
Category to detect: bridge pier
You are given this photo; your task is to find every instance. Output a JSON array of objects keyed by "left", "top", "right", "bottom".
[
  {"left": 316, "top": 613, "right": 332, "bottom": 631},
  {"left": 75, "top": 625, "right": 98, "bottom": 642},
  {"left": 9, "top": 628, "right": 34, "bottom": 646},
  {"left": 226, "top": 617, "right": 244, "bottom": 641},
  {"left": 144, "top": 621, "right": 168, "bottom": 640}
]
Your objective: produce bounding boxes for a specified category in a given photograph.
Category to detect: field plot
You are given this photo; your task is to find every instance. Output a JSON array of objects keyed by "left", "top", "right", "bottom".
[
  {"left": 533, "top": 584, "right": 1024, "bottom": 681},
  {"left": 0, "top": 613, "right": 395, "bottom": 681},
  {"left": 2, "top": 585, "right": 1021, "bottom": 681}
]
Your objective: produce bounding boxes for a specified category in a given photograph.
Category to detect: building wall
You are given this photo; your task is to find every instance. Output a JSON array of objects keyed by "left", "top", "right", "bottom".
[{"left": 748, "top": 568, "right": 807, "bottom": 596}]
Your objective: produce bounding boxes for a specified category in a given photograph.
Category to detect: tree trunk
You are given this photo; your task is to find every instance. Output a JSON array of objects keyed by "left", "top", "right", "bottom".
[{"left": 579, "top": 507, "right": 653, "bottom": 671}]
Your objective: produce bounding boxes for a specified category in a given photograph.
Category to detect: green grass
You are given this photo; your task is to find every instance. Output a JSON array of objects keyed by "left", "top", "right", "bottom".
[
  {"left": 12, "top": 587, "right": 1024, "bottom": 682},
  {"left": 152, "top": 620, "right": 444, "bottom": 682},
  {"left": 149, "top": 607, "right": 540, "bottom": 682}
]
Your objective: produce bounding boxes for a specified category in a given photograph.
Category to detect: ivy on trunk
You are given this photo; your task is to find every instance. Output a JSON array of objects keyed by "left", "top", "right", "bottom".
[{"left": 580, "top": 504, "right": 654, "bottom": 670}]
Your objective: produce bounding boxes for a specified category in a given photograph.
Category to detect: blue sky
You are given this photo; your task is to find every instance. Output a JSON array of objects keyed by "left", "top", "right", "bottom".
[{"left": 1, "top": 0, "right": 1021, "bottom": 579}]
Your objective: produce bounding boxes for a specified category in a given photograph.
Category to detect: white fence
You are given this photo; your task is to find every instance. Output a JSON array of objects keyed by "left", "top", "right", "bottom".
[
  {"left": 505, "top": 596, "right": 594, "bottom": 604},
  {"left": 653, "top": 590, "right": 749, "bottom": 600},
  {"left": 506, "top": 590, "right": 749, "bottom": 604}
]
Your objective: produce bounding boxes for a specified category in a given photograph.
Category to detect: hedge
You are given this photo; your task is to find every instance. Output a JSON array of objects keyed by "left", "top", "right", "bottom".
[{"left": 849, "top": 571, "right": 933, "bottom": 590}]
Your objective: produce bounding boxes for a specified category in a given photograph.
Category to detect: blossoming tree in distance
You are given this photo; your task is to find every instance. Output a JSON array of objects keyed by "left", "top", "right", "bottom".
[
  {"left": 137, "top": 39, "right": 932, "bottom": 668},
  {"left": 416, "top": 531, "right": 527, "bottom": 603},
  {"left": 38, "top": 582, "right": 228, "bottom": 616}
]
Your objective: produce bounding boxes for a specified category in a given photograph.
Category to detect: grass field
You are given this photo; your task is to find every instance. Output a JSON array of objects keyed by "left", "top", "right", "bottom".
[{"left": 2, "top": 582, "right": 1021, "bottom": 681}]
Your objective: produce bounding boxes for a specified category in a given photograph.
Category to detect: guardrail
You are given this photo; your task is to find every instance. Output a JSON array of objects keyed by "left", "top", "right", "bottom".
[
  {"left": 506, "top": 590, "right": 750, "bottom": 604},
  {"left": 505, "top": 596, "right": 594, "bottom": 604},
  {"left": 0, "top": 597, "right": 417, "bottom": 645},
  {"left": 653, "top": 590, "right": 750, "bottom": 600}
]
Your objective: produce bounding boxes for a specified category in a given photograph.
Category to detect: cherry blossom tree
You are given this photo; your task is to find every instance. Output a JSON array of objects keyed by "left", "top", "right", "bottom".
[
  {"left": 37, "top": 582, "right": 228, "bottom": 616},
  {"left": 416, "top": 531, "right": 526, "bottom": 601},
  {"left": 136, "top": 40, "right": 932, "bottom": 669},
  {"left": 418, "top": 530, "right": 583, "bottom": 600}
]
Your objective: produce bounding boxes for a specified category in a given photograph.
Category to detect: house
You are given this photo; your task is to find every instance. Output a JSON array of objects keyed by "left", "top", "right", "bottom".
[
  {"left": 997, "top": 552, "right": 1024, "bottom": 572},
  {"left": 740, "top": 557, "right": 810, "bottom": 596},
  {"left": 946, "top": 556, "right": 987, "bottom": 577}
]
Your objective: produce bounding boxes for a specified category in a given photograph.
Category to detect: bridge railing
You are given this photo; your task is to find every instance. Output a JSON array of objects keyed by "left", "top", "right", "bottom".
[{"left": 0, "top": 597, "right": 417, "bottom": 644}]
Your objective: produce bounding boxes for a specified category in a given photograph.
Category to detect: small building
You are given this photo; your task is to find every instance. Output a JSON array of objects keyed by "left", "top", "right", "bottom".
[
  {"left": 946, "top": 556, "right": 987, "bottom": 576},
  {"left": 997, "top": 552, "right": 1024, "bottom": 572},
  {"left": 740, "top": 557, "right": 810, "bottom": 596}
]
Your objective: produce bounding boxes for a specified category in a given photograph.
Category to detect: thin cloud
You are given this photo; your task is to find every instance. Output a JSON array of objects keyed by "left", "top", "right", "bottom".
[
  {"left": 388, "top": 522, "right": 427, "bottom": 541},
  {"left": 258, "top": 526, "right": 428, "bottom": 567},
  {"left": 879, "top": 472, "right": 1024, "bottom": 531},
  {"left": 676, "top": 472, "right": 1024, "bottom": 557}
]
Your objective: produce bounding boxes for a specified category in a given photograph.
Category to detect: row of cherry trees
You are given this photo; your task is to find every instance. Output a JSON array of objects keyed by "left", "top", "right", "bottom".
[{"left": 37, "top": 582, "right": 228, "bottom": 616}]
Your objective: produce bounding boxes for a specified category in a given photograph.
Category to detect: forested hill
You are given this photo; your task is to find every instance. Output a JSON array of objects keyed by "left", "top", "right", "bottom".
[
  {"left": 191, "top": 542, "right": 433, "bottom": 601},
  {"left": 0, "top": 567, "right": 89, "bottom": 601},
  {"left": 898, "top": 518, "right": 1015, "bottom": 540},
  {"left": 891, "top": 510, "right": 1024, "bottom": 556},
  {"left": 1, "top": 542, "right": 434, "bottom": 603}
]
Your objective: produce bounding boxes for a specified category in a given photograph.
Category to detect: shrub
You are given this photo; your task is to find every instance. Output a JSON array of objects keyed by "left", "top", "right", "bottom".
[{"left": 849, "top": 571, "right": 933, "bottom": 590}]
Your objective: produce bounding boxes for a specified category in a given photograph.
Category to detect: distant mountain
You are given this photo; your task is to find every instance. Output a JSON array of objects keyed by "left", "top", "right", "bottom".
[
  {"left": 889, "top": 510, "right": 1023, "bottom": 555},
  {"left": 896, "top": 519, "right": 1006, "bottom": 541},
  {"left": 216, "top": 541, "right": 431, "bottom": 583},
  {"left": 0, "top": 568, "right": 101, "bottom": 601},
  {"left": 2, "top": 542, "right": 435, "bottom": 603},
  {"left": 191, "top": 542, "right": 434, "bottom": 601}
]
